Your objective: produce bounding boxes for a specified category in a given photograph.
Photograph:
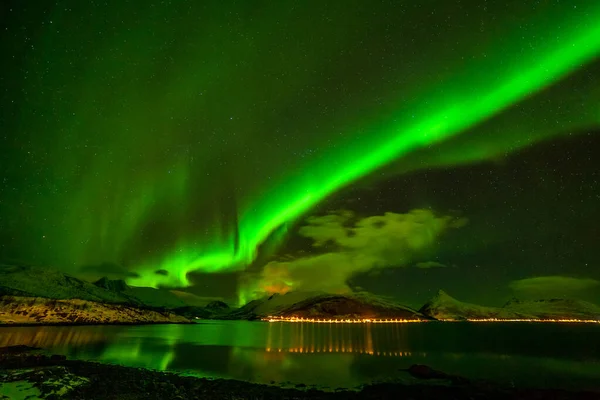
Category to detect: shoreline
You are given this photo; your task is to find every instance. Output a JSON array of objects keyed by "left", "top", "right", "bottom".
[
  {"left": 3, "top": 317, "right": 600, "bottom": 328},
  {"left": 0, "top": 346, "right": 598, "bottom": 399},
  {"left": 0, "top": 320, "right": 194, "bottom": 328}
]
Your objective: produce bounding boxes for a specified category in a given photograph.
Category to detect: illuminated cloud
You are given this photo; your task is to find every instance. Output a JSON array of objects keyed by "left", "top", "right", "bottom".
[
  {"left": 240, "top": 209, "right": 466, "bottom": 301},
  {"left": 509, "top": 276, "right": 600, "bottom": 298}
]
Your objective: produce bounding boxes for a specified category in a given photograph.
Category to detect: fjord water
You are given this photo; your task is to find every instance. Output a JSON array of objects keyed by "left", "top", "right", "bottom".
[{"left": 1, "top": 321, "right": 599, "bottom": 390}]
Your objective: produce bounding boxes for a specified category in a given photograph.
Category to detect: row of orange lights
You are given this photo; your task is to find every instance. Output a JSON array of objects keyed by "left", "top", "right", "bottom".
[
  {"left": 461, "top": 318, "right": 600, "bottom": 323},
  {"left": 264, "top": 316, "right": 600, "bottom": 324},
  {"left": 264, "top": 316, "right": 426, "bottom": 323},
  {"left": 265, "top": 348, "right": 413, "bottom": 356}
]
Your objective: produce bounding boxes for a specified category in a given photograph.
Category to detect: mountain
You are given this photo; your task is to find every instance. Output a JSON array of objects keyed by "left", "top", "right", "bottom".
[
  {"left": 0, "top": 265, "right": 193, "bottom": 325},
  {"left": 92, "top": 277, "right": 187, "bottom": 308},
  {"left": 0, "top": 295, "right": 189, "bottom": 325},
  {"left": 122, "top": 286, "right": 186, "bottom": 308},
  {"left": 170, "top": 290, "right": 227, "bottom": 307},
  {"left": 94, "top": 277, "right": 205, "bottom": 308},
  {"left": 0, "top": 265, "right": 135, "bottom": 304},
  {"left": 205, "top": 300, "right": 230, "bottom": 312},
  {"left": 223, "top": 292, "right": 428, "bottom": 320},
  {"left": 221, "top": 291, "right": 326, "bottom": 320},
  {"left": 277, "top": 292, "right": 428, "bottom": 320},
  {"left": 419, "top": 290, "right": 530, "bottom": 320},
  {"left": 420, "top": 290, "right": 600, "bottom": 320},
  {"left": 169, "top": 301, "right": 230, "bottom": 320},
  {"left": 94, "top": 277, "right": 129, "bottom": 292},
  {"left": 0, "top": 264, "right": 190, "bottom": 309},
  {"left": 504, "top": 298, "right": 600, "bottom": 320}
]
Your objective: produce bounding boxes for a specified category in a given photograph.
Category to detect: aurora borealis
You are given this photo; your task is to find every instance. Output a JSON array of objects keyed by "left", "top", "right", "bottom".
[{"left": 1, "top": 1, "right": 600, "bottom": 305}]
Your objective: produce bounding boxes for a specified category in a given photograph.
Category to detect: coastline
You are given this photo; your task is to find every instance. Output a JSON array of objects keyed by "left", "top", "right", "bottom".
[
  {"left": 3, "top": 317, "right": 600, "bottom": 328},
  {"left": 0, "top": 346, "right": 597, "bottom": 400},
  {"left": 0, "top": 320, "right": 194, "bottom": 328}
]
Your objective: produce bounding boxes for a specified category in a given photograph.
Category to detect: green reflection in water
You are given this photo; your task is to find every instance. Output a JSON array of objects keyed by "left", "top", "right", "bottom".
[{"left": 1, "top": 322, "right": 600, "bottom": 390}]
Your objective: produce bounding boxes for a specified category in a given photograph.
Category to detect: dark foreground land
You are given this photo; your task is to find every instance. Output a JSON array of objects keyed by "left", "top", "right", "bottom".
[{"left": 1, "top": 346, "right": 598, "bottom": 400}]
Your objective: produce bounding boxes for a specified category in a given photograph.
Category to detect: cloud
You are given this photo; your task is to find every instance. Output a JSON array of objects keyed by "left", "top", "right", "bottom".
[
  {"left": 415, "top": 261, "right": 447, "bottom": 269},
  {"left": 509, "top": 276, "right": 600, "bottom": 298},
  {"left": 240, "top": 209, "right": 466, "bottom": 300}
]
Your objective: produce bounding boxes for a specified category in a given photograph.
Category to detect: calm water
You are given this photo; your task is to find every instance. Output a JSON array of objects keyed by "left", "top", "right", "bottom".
[{"left": 1, "top": 321, "right": 599, "bottom": 390}]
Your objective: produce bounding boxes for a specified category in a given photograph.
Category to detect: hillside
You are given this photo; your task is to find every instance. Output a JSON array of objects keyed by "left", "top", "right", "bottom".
[
  {"left": 223, "top": 292, "right": 428, "bottom": 320},
  {"left": 221, "top": 291, "right": 324, "bottom": 320},
  {"left": 278, "top": 293, "right": 428, "bottom": 320},
  {"left": 124, "top": 287, "right": 186, "bottom": 308},
  {"left": 0, "top": 265, "right": 134, "bottom": 304},
  {"left": 170, "top": 290, "right": 225, "bottom": 307},
  {"left": 419, "top": 290, "right": 531, "bottom": 320},
  {"left": 0, "top": 265, "right": 188, "bottom": 309},
  {"left": 172, "top": 301, "right": 231, "bottom": 319},
  {"left": 504, "top": 298, "right": 600, "bottom": 320},
  {"left": 420, "top": 290, "right": 600, "bottom": 320},
  {"left": 0, "top": 296, "right": 190, "bottom": 325}
]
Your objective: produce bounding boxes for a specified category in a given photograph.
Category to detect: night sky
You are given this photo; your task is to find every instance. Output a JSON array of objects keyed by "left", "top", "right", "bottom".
[{"left": 1, "top": 1, "right": 599, "bottom": 306}]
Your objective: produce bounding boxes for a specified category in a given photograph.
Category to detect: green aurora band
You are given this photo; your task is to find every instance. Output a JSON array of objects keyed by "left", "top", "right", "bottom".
[
  {"left": 129, "top": 5, "right": 600, "bottom": 293},
  {"left": 7, "top": 2, "right": 600, "bottom": 304}
]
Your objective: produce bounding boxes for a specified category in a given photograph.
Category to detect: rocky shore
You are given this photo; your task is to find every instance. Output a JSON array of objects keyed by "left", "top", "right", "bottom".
[{"left": 1, "top": 346, "right": 597, "bottom": 399}]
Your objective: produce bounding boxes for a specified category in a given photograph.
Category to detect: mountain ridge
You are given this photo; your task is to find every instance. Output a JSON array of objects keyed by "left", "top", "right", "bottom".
[
  {"left": 2, "top": 264, "right": 599, "bottom": 322},
  {"left": 221, "top": 291, "right": 429, "bottom": 320},
  {"left": 419, "top": 289, "right": 600, "bottom": 320},
  {"left": 0, "top": 295, "right": 190, "bottom": 325}
]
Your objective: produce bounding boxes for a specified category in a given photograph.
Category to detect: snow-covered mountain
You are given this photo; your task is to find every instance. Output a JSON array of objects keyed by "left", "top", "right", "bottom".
[
  {"left": 277, "top": 292, "right": 428, "bottom": 319},
  {"left": 0, "top": 296, "right": 189, "bottom": 325},
  {"left": 5, "top": 264, "right": 598, "bottom": 323},
  {"left": 504, "top": 298, "right": 600, "bottom": 320},
  {"left": 419, "top": 290, "right": 531, "bottom": 319},
  {"left": 420, "top": 290, "right": 600, "bottom": 320},
  {"left": 224, "top": 291, "right": 428, "bottom": 320},
  {"left": 0, "top": 265, "right": 187, "bottom": 308},
  {"left": 0, "top": 264, "right": 194, "bottom": 325},
  {"left": 0, "top": 265, "right": 134, "bottom": 304}
]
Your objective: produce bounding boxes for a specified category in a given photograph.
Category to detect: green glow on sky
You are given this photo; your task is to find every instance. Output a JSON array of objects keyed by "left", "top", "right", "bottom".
[
  {"left": 129, "top": 4, "right": 600, "bottom": 291},
  {"left": 3, "top": 2, "right": 600, "bottom": 300}
]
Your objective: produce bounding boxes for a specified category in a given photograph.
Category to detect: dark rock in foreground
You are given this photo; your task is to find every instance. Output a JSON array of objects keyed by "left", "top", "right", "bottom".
[
  {"left": 405, "top": 364, "right": 470, "bottom": 385},
  {"left": 1, "top": 346, "right": 597, "bottom": 399}
]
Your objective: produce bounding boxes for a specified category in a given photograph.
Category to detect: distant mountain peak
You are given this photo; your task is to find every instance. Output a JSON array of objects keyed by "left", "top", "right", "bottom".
[
  {"left": 428, "top": 289, "right": 456, "bottom": 303},
  {"left": 94, "top": 277, "right": 129, "bottom": 292},
  {"left": 205, "top": 300, "right": 229, "bottom": 311},
  {"left": 502, "top": 296, "right": 522, "bottom": 307}
]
